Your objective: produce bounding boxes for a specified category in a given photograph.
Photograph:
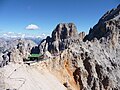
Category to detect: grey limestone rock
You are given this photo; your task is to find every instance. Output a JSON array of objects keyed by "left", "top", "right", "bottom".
[
  {"left": 39, "top": 23, "right": 79, "bottom": 54},
  {"left": 38, "top": 4, "right": 120, "bottom": 90}
]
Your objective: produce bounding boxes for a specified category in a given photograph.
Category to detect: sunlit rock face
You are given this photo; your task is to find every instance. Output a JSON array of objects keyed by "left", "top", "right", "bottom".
[
  {"left": 9, "top": 39, "right": 37, "bottom": 63},
  {"left": 0, "top": 39, "right": 37, "bottom": 65},
  {"left": 39, "top": 23, "right": 79, "bottom": 54},
  {"left": 52, "top": 23, "right": 78, "bottom": 41},
  {"left": 38, "top": 5, "right": 120, "bottom": 90}
]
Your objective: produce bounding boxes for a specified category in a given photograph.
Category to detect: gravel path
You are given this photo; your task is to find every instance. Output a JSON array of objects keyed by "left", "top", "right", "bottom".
[{"left": 1, "top": 63, "right": 66, "bottom": 90}]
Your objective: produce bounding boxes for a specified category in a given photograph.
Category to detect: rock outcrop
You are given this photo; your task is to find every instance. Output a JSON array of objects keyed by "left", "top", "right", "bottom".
[
  {"left": 0, "top": 39, "right": 37, "bottom": 66},
  {"left": 52, "top": 23, "right": 78, "bottom": 40},
  {"left": 83, "top": 4, "right": 120, "bottom": 42},
  {"left": 9, "top": 39, "right": 37, "bottom": 63},
  {"left": 39, "top": 23, "right": 79, "bottom": 54},
  {"left": 38, "top": 4, "right": 120, "bottom": 90}
]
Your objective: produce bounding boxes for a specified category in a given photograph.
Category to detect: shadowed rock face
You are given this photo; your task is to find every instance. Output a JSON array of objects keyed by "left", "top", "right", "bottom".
[{"left": 83, "top": 4, "right": 120, "bottom": 41}]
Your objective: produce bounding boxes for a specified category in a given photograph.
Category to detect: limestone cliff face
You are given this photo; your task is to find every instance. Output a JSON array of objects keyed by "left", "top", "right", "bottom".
[
  {"left": 83, "top": 4, "right": 120, "bottom": 42},
  {"left": 38, "top": 5, "right": 120, "bottom": 90},
  {"left": 39, "top": 23, "right": 79, "bottom": 54},
  {"left": 0, "top": 39, "right": 37, "bottom": 65},
  {"left": 52, "top": 23, "right": 78, "bottom": 41},
  {"left": 10, "top": 39, "right": 37, "bottom": 63}
]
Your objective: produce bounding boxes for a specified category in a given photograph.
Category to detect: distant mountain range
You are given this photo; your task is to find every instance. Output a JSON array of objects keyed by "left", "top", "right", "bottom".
[
  {"left": 0, "top": 32, "right": 48, "bottom": 44},
  {"left": 25, "top": 37, "right": 43, "bottom": 45}
]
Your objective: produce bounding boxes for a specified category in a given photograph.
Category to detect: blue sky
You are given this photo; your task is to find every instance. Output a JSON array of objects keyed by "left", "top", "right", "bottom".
[{"left": 0, "top": 0, "right": 119, "bottom": 37}]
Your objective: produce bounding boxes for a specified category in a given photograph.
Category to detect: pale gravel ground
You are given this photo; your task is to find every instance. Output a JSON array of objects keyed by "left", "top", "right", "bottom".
[{"left": 1, "top": 63, "right": 66, "bottom": 90}]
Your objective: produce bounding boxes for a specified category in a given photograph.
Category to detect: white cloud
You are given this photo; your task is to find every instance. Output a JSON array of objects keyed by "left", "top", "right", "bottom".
[
  {"left": 2, "top": 32, "right": 26, "bottom": 38},
  {"left": 25, "top": 24, "right": 39, "bottom": 30},
  {"left": 35, "top": 33, "right": 47, "bottom": 39},
  {"left": 0, "top": 31, "right": 49, "bottom": 39},
  {"left": 3, "top": 33, "right": 8, "bottom": 37}
]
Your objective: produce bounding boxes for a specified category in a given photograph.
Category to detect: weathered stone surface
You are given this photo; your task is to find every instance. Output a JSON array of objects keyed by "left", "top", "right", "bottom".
[
  {"left": 39, "top": 23, "right": 79, "bottom": 54},
  {"left": 79, "top": 32, "right": 85, "bottom": 41},
  {"left": 0, "top": 39, "right": 37, "bottom": 64},
  {"left": 83, "top": 4, "right": 120, "bottom": 42},
  {"left": 10, "top": 39, "right": 37, "bottom": 63},
  {"left": 38, "top": 4, "right": 120, "bottom": 90},
  {"left": 52, "top": 23, "right": 78, "bottom": 41}
]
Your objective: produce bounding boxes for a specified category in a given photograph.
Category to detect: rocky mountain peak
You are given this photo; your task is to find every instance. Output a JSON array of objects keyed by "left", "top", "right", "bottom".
[
  {"left": 84, "top": 4, "right": 120, "bottom": 42},
  {"left": 38, "top": 5, "right": 120, "bottom": 90},
  {"left": 100, "top": 4, "right": 120, "bottom": 22},
  {"left": 52, "top": 23, "right": 78, "bottom": 41},
  {"left": 39, "top": 23, "right": 79, "bottom": 54}
]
